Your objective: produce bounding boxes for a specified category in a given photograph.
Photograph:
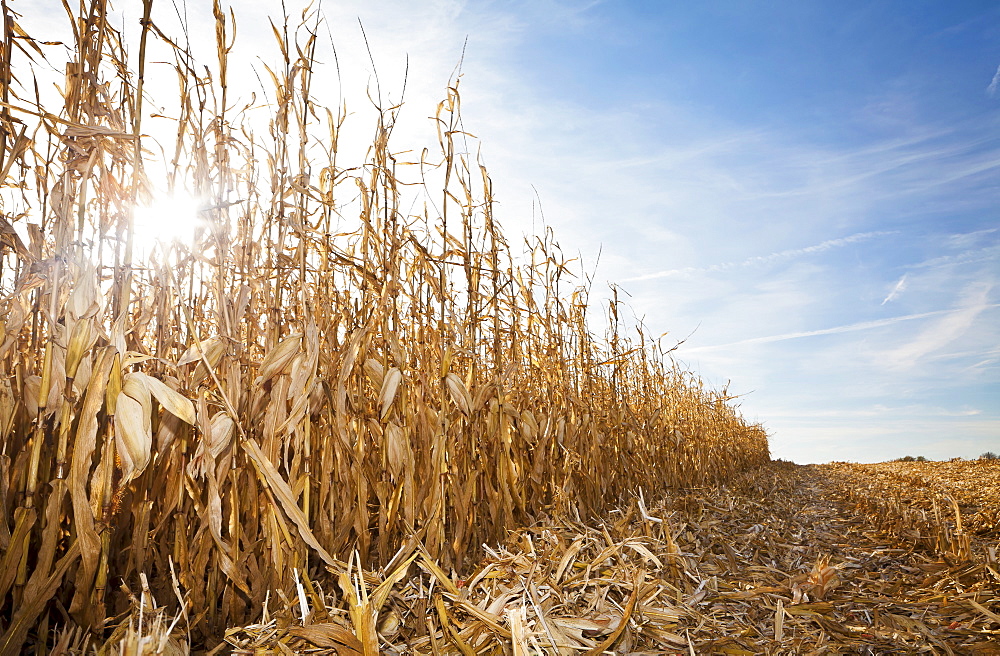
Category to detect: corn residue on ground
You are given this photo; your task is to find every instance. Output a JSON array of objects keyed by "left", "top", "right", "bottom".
[{"left": 210, "top": 459, "right": 999, "bottom": 655}]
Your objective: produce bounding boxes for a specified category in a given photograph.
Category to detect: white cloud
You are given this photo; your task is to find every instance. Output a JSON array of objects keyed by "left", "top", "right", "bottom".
[
  {"left": 880, "top": 273, "right": 908, "bottom": 305},
  {"left": 911, "top": 243, "right": 1000, "bottom": 270},
  {"left": 988, "top": 64, "right": 1000, "bottom": 97},
  {"left": 946, "top": 227, "right": 998, "bottom": 250},
  {"left": 884, "top": 282, "right": 995, "bottom": 369}
]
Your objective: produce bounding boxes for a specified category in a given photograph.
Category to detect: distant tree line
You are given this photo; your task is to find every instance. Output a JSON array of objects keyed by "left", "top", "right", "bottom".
[{"left": 894, "top": 453, "right": 997, "bottom": 462}]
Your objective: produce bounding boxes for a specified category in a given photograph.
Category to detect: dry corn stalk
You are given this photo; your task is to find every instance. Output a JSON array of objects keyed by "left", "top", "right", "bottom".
[{"left": 0, "top": 1, "right": 769, "bottom": 651}]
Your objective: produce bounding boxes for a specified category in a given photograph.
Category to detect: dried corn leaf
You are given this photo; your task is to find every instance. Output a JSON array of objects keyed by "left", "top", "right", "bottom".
[
  {"left": 258, "top": 333, "right": 302, "bottom": 382},
  {"left": 242, "top": 438, "right": 340, "bottom": 569},
  {"left": 379, "top": 367, "right": 402, "bottom": 419},
  {"left": 287, "top": 623, "right": 363, "bottom": 654},
  {"left": 133, "top": 373, "right": 195, "bottom": 424},
  {"left": 444, "top": 373, "right": 471, "bottom": 416}
]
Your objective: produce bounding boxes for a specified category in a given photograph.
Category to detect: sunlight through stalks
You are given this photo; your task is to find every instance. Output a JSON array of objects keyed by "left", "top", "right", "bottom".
[{"left": 0, "top": 2, "right": 768, "bottom": 651}]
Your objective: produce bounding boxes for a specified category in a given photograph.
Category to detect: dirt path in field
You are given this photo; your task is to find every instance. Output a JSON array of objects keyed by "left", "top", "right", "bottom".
[{"left": 227, "top": 460, "right": 1000, "bottom": 655}]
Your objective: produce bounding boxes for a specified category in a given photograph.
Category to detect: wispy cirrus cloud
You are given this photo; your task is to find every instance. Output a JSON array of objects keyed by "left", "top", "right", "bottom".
[
  {"left": 884, "top": 282, "right": 995, "bottom": 369},
  {"left": 763, "top": 404, "right": 983, "bottom": 419},
  {"left": 624, "top": 231, "right": 894, "bottom": 282},
  {"left": 946, "top": 227, "right": 998, "bottom": 249},
  {"left": 988, "top": 63, "right": 1000, "bottom": 97},
  {"left": 911, "top": 242, "right": 1000, "bottom": 270},
  {"left": 685, "top": 302, "right": 1000, "bottom": 353}
]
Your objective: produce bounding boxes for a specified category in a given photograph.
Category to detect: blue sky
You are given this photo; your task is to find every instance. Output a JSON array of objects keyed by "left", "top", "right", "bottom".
[{"left": 19, "top": 1, "right": 1000, "bottom": 462}]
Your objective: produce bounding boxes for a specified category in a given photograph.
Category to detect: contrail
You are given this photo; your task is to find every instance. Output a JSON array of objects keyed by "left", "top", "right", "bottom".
[
  {"left": 685, "top": 304, "right": 1000, "bottom": 353},
  {"left": 880, "top": 274, "right": 908, "bottom": 305},
  {"left": 625, "top": 231, "right": 895, "bottom": 282}
]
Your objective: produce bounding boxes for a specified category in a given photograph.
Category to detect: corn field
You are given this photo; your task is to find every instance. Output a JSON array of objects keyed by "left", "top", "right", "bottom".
[{"left": 0, "top": 1, "right": 769, "bottom": 651}]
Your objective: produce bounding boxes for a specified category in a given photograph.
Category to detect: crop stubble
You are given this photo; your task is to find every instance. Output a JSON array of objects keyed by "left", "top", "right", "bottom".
[{"left": 225, "top": 459, "right": 1000, "bottom": 654}]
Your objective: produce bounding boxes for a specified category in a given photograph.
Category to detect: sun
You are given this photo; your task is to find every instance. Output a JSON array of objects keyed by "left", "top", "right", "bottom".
[{"left": 131, "top": 192, "right": 206, "bottom": 255}]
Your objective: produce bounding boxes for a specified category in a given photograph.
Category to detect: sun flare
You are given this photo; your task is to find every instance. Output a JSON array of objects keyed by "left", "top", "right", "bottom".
[{"left": 132, "top": 192, "right": 205, "bottom": 254}]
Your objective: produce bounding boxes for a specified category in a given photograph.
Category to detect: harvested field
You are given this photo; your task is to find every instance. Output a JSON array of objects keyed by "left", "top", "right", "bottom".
[
  {"left": 826, "top": 459, "right": 1000, "bottom": 538},
  {"left": 1, "top": 4, "right": 996, "bottom": 655},
  {"left": 212, "top": 459, "right": 999, "bottom": 654}
]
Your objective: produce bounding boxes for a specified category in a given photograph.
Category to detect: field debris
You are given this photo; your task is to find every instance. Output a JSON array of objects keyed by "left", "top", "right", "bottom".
[{"left": 215, "top": 459, "right": 1000, "bottom": 654}]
